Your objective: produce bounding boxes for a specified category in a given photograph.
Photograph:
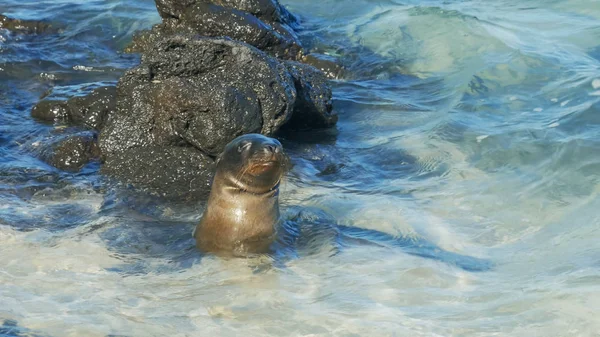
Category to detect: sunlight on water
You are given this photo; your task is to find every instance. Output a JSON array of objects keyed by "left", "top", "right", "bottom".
[{"left": 1, "top": 0, "right": 599, "bottom": 336}]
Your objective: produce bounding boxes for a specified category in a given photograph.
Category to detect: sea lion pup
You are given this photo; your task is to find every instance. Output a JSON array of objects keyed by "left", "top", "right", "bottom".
[{"left": 194, "top": 134, "right": 287, "bottom": 256}]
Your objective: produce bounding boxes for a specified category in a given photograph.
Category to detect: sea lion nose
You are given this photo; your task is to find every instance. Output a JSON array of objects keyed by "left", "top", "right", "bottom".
[{"left": 265, "top": 144, "right": 277, "bottom": 153}]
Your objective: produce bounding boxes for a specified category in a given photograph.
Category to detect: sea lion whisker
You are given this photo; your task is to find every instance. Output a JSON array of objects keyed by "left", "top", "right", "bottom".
[{"left": 235, "top": 163, "right": 252, "bottom": 186}]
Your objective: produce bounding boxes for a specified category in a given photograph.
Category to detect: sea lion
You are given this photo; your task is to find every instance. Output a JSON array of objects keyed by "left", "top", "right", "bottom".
[{"left": 194, "top": 133, "right": 287, "bottom": 256}]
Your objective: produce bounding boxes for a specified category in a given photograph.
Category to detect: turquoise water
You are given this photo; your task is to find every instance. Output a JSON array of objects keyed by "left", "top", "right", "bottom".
[{"left": 1, "top": 0, "right": 599, "bottom": 336}]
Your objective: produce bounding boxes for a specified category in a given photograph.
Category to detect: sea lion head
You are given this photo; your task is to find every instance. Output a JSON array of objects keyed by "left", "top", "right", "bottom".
[{"left": 215, "top": 133, "right": 287, "bottom": 194}]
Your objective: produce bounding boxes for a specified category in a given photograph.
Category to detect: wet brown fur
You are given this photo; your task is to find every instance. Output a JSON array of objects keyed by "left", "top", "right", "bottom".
[{"left": 194, "top": 134, "right": 288, "bottom": 256}]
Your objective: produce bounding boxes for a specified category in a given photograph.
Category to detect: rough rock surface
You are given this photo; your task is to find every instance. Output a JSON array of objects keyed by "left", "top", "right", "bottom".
[
  {"left": 300, "top": 53, "right": 347, "bottom": 80},
  {"left": 39, "top": 132, "right": 101, "bottom": 172},
  {"left": 127, "top": 0, "right": 302, "bottom": 59},
  {"left": 0, "top": 14, "right": 54, "bottom": 34},
  {"left": 155, "top": 0, "right": 297, "bottom": 25},
  {"left": 31, "top": 86, "right": 116, "bottom": 130},
  {"left": 101, "top": 35, "right": 297, "bottom": 158},
  {"left": 101, "top": 146, "right": 215, "bottom": 199},
  {"left": 283, "top": 61, "right": 337, "bottom": 129}
]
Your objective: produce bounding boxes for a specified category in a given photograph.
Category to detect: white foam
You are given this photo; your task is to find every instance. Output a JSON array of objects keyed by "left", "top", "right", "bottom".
[
  {"left": 72, "top": 65, "right": 94, "bottom": 71},
  {"left": 476, "top": 135, "right": 489, "bottom": 143}
]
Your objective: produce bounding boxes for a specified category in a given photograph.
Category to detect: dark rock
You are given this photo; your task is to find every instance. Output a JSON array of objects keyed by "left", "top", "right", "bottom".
[
  {"left": 61, "top": 5, "right": 338, "bottom": 199},
  {"left": 31, "top": 86, "right": 116, "bottom": 130},
  {"left": 101, "top": 35, "right": 296, "bottom": 158},
  {"left": 128, "top": 2, "right": 302, "bottom": 59},
  {"left": 31, "top": 100, "right": 71, "bottom": 124},
  {"left": 40, "top": 132, "right": 101, "bottom": 172},
  {"left": 176, "top": 3, "right": 301, "bottom": 59},
  {"left": 101, "top": 146, "right": 215, "bottom": 200},
  {"left": 301, "top": 53, "right": 346, "bottom": 79},
  {"left": 125, "top": 19, "right": 197, "bottom": 55},
  {"left": 99, "top": 35, "right": 305, "bottom": 198},
  {"left": 66, "top": 86, "right": 117, "bottom": 130},
  {"left": 0, "top": 14, "right": 53, "bottom": 34},
  {"left": 155, "top": 0, "right": 297, "bottom": 25},
  {"left": 154, "top": 0, "right": 195, "bottom": 19},
  {"left": 283, "top": 61, "right": 337, "bottom": 129}
]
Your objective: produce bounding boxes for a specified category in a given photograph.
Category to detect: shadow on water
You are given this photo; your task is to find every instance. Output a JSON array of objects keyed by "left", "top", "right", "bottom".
[
  {"left": 98, "top": 219, "right": 202, "bottom": 275},
  {"left": 0, "top": 162, "right": 103, "bottom": 231},
  {"left": 276, "top": 206, "right": 493, "bottom": 272},
  {"left": 0, "top": 320, "right": 48, "bottom": 337}
]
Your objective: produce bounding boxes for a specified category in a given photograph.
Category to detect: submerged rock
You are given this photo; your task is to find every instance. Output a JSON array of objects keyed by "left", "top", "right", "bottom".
[
  {"left": 31, "top": 100, "right": 71, "bottom": 124},
  {"left": 31, "top": 86, "right": 116, "bottom": 130},
  {"left": 301, "top": 53, "right": 347, "bottom": 79},
  {"left": 0, "top": 14, "right": 54, "bottom": 34},
  {"left": 39, "top": 132, "right": 101, "bottom": 172},
  {"left": 128, "top": 0, "right": 302, "bottom": 59}
]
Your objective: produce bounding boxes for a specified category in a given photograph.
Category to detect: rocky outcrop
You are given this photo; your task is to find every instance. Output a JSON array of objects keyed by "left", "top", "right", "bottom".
[
  {"left": 27, "top": 0, "right": 339, "bottom": 199},
  {"left": 97, "top": 35, "right": 337, "bottom": 198},
  {"left": 100, "top": 35, "right": 297, "bottom": 158}
]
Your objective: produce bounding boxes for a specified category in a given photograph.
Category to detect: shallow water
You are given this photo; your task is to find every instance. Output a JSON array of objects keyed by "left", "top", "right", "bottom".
[{"left": 1, "top": 0, "right": 599, "bottom": 336}]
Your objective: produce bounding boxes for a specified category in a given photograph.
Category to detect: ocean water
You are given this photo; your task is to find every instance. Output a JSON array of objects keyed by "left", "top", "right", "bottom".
[{"left": 1, "top": 0, "right": 599, "bottom": 336}]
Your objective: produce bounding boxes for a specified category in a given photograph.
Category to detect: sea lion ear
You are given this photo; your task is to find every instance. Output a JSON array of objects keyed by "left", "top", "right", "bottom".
[{"left": 215, "top": 153, "right": 223, "bottom": 165}]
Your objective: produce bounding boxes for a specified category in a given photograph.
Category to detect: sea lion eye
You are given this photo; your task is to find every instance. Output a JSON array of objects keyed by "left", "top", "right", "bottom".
[{"left": 237, "top": 142, "right": 252, "bottom": 153}]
